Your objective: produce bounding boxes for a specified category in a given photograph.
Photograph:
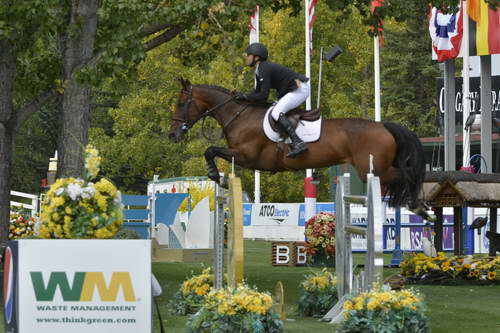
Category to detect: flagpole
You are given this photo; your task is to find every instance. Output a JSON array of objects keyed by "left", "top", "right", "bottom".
[
  {"left": 304, "top": 0, "right": 315, "bottom": 223},
  {"left": 304, "top": 0, "right": 312, "bottom": 112},
  {"left": 463, "top": 0, "right": 470, "bottom": 167},
  {"left": 374, "top": 35, "right": 381, "bottom": 122},
  {"left": 251, "top": 6, "right": 261, "bottom": 203}
]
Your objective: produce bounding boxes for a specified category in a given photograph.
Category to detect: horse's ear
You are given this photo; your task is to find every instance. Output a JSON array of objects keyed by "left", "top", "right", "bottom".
[{"left": 178, "top": 77, "right": 186, "bottom": 88}]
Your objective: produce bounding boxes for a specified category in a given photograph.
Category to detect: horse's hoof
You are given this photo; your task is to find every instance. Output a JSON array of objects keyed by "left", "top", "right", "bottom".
[{"left": 208, "top": 173, "right": 220, "bottom": 184}]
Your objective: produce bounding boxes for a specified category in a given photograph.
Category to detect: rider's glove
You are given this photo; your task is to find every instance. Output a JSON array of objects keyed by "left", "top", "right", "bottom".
[{"left": 233, "top": 91, "right": 247, "bottom": 101}]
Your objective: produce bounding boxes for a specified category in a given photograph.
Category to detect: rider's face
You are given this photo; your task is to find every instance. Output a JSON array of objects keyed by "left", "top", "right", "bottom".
[{"left": 246, "top": 54, "right": 256, "bottom": 66}]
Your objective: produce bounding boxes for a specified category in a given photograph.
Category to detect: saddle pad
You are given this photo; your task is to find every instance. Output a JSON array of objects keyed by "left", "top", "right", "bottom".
[{"left": 263, "top": 106, "right": 322, "bottom": 143}]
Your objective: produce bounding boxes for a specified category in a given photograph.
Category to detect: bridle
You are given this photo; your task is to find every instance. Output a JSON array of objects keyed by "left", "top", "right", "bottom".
[{"left": 172, "top": 86, "right": 249, "bottom": 133}]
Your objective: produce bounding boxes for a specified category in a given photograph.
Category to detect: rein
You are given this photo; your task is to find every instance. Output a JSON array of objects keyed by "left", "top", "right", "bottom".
[{"left": 173, "top": 87, "right": 249, "bottom": 132}]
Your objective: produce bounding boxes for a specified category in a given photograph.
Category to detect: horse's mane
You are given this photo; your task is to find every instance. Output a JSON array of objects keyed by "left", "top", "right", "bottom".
[
  {"left": 196, "top": 84, "right": 232, "bottom": 95},
  {"left": 195, "top": 84, "right": 273, "bottom": 108}
]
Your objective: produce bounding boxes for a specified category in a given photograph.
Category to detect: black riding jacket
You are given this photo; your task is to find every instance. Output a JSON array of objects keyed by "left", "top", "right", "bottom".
[{"left": 245, "top": 61, "right": 308, "bottom": 102}]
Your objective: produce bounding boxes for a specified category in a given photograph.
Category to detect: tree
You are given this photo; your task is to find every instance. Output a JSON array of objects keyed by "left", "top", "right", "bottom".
[
  {"left": 0, "top": 0, "right": 60, "bottom": 246},
  {"left": 0, "top": 0, "right": 304, "bottom": 245},
  {"left": 380, "top": 10, "right": 440, "bottom": 137}
]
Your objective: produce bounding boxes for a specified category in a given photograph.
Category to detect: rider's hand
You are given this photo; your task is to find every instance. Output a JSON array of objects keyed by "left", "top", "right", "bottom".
[{"left": 233, "top": 91, "right": 247, "bottom": 101}]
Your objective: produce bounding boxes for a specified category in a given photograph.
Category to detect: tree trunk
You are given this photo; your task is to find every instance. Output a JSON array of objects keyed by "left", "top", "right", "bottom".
[
  {"left": 0, "top": 40, "right": 16, "bottom": 246},
  {"left": 58, "top": 0, "right": 100, "bottom": 178}
]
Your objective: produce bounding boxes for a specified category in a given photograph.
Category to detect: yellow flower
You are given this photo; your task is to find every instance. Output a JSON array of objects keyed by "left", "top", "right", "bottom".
[
  {"left": 487, "top": 271, "right": 496, "bottom": 280},
  {"left": 355, "top": 299, "right": 364, "bottom": 311},
  {"left": 344, "top": 300, "right": 354, "bottom": 311},
  {"left": 367, "top": 300, "right": 378, "bottom": 311}
]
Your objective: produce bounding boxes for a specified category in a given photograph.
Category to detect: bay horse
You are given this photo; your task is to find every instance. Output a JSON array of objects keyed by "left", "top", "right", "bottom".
[{"left": 169, "top": 78, "right": 426, "bottom": 210}]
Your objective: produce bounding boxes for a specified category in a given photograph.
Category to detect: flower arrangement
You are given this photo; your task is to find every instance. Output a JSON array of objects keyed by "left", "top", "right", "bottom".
[
  {"left": 9, "top": 212, "right": 36, "bottom": 239},
  {"left": 168, "top": 267, "right": 219, "bottom": 315},
  {"left": 38, "top": 145, "right": 123, "bottom": 239},
  {"left": 187, "top": 284, "right": 283, "bottom": 333},
  {"left": 401, "top": 252, "right": 500, "bottom": 283},
  {"left": 341, "top": 285, "right": 430, "bottom": 333},
  {"left": 304, "top": 212, "right": 336, "bottom": 263},
  {"left": 178, "top": 182, "right": 215, "bottom": 212},
  {"left": 297, "top": 269, "right": 338, "bottom": 317}
]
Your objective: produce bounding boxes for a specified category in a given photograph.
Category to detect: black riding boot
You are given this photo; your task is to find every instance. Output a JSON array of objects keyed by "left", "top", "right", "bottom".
[{"left": 277, "top": 113, "right": 308, "bottom": 158}]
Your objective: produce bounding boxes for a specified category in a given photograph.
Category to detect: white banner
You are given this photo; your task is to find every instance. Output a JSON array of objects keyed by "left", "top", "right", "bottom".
[
  {"left": 18, "top": 240, "right": 151, "bottom": 333},
  {"left": 250, "top": 203, "right": 300, "bottom": 226}
]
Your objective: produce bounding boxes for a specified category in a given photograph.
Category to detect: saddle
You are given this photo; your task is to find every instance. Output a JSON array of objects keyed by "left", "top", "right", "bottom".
[{"left": 268, "top": 108, "right": 321, "bottom": 134}]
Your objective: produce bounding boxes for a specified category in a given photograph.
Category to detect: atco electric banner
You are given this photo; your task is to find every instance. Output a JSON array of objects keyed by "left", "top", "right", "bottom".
[{"left": 250, "top": 203, "right": 300, "bottom": 226}]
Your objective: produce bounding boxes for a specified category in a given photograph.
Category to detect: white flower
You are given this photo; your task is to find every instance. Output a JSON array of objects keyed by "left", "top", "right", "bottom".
[
  {"left": 55, "top": 188, "right": 65, "bottom": 196},
  {"left": 66, "top": 182, "right": 83, "bottom": 200},
  {"left": 81, "top": 185, "right": 96, "bottom": 199},
  {"left": 115, "top": 190, "right": 123, "bottom": 206}
]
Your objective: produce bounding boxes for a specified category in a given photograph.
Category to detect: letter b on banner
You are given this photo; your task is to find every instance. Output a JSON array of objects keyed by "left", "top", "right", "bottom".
[{"left": 271, "top": 242, "right": 307, "bottom": 266}]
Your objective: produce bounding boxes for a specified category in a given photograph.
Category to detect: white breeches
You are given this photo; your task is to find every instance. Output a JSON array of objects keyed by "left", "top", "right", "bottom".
[{"left": 271, "top": 80, "right": 311, "bottom": 120}]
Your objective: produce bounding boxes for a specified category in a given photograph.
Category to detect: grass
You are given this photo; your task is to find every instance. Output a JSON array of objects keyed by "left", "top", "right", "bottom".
[
  {"left": 154, "top": 240, "right": 500, "bottom": 332},
  {"left": 1, "top": 240, "right": 499, "bottom": 332}
]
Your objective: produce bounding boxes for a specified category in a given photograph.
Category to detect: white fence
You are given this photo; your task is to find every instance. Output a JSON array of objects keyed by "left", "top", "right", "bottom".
[{"left": 10, "top": 191, "right": 39, "bottom": 217}]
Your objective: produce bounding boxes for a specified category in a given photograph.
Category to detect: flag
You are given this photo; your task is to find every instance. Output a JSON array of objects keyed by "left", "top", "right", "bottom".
[
  {"left": 467, "top": 0, "right": 500, "bottom": 55},
  {"left": 249, "top": 6, "right": 259, "bottom": 44},
  {"left": 308, "top": 0, "right": 318, "bottom": 54},
  {"left": 468, "top": 0, "right": 481, "bottom": 22},
  {"left": 429, "top": 2, "right": 464, "bottom": 62},
  {"left": 371, "top": 0, "right": 384, "bottom": 46}
]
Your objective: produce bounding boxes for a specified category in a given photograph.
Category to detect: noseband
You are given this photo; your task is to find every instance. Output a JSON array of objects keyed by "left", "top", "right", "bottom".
[{"left": 172, "top": 86, "right": 248, "bottom": 133}]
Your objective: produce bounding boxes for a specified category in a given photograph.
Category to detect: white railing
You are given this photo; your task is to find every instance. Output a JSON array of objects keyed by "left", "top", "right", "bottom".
[{"left": 10, "top": 191, "right": 39, "bottom": 217}]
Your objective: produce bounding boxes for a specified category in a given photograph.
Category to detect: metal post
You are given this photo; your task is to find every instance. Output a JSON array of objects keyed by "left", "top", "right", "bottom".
[
  {"left": 444, "top": 60, "right": 456, "bottom": 171},
  {"left": 374, "top": 36, "right": 381, "bottom": 122},
  {"left": 317, "top": 47, "right": 323, "bottom": 109},
  {"left": 214, "top": 175, "right": 225, "bottom": 289},
  {"left": 365, "top": 175, "right": 384, "bottom": 290},
  {"left": 480, "top": 55, "right": 492, "bottom": 173},
  {"left": 490, "top": 208, "right": 498, "bottom": 256},
  {"left": 462, "top": 0, "right": 471, "bottom": 167},
  {"left": 390, "top": 207, "right": 403, "bottom": 267},
  {"left": 343, "top": 174, "right": 352, "bottom": 295}
]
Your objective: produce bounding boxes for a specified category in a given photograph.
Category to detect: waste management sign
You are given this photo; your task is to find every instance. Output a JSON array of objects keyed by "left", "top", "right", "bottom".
[{"left": 5, "top": 240, "right": 151, "bottom": 333}]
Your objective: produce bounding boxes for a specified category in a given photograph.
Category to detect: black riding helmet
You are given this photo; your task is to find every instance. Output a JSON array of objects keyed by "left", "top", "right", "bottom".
[{"left": 246, "top": 43, "right": 268, "bottom": 61}]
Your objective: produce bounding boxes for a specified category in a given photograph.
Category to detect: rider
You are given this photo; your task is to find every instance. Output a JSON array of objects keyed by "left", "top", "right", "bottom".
[{"left": 234, "top": 42, "right": 310, "bottom": 158}]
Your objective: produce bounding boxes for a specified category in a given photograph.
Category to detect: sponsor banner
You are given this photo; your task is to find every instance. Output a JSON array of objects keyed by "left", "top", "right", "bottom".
[
  {"left": 299, "top": 203, "right": 335, "bottom": 226},
  {"left": 250, "top": 204, "right": 300, "bottom": 226},
  {"left": 4, "top": 241, "right": 19, "bottom": 332},
  {"left": 436, "top": 76, "right": 500, "bottom": 123},
  {"left": 243, "top": 204, "right": 485, "bottom": 252},
  {"left": 18, "top": 240, "right": 151, "bottom": 333}
]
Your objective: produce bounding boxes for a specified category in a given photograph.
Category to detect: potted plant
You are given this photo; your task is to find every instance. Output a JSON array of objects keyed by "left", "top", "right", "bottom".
[{"left": 304, "top": 212, "right": 336, "bottom": 267}]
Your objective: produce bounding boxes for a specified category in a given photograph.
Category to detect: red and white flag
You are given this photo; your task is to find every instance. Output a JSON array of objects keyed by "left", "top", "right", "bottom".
[
  {"left": 371, "top": 0, "right": 384, "bottom": 46},
  {"left": 249, "top": 6, "right": 259, "bottom": 44},
  {"left": 308, "top": 0, "right": 318, "bottom": 54},
  {"left": 429, "top": 1, "right": 464, "bottom": 62}
]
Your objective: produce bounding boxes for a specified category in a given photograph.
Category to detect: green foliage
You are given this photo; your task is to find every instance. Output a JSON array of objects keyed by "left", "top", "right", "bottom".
[
  {"left": 186, "top": 285, "right": 284, "bottom": 333},
  {"left": 167, "top": 267, "right": 219, "bottom": 316},
  {"left": 340, "top": 286, "right": 430, "bottom": 333},
  {"left": 297, "top": 269, "right": 338, "bottom": 317},
  {"left": 113, "top": 228, "right": 142, "bottom": 239},
  {"left": 381, "top": 9, "right": 440, "bottom": 137}
]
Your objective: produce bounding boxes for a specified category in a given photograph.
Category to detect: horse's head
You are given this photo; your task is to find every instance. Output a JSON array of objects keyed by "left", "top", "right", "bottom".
[{"left": 169, "top": 78, "right": 206, "bottom": 142}]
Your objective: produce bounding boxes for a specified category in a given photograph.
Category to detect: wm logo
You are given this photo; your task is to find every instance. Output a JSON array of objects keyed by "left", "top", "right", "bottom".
[{"left": 30, "top": 272, "right": 136, "bottom": 302}]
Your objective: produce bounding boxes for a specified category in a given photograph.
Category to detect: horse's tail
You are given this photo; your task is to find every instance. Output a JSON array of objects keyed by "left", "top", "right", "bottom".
[{"left": 382, "top": 122, "right": 426, "bottom": 208}]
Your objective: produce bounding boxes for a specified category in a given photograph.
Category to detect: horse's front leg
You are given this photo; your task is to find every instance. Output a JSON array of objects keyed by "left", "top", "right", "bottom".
[{"left": 204, "top": 146, "right": 241, "bottom": 184}]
